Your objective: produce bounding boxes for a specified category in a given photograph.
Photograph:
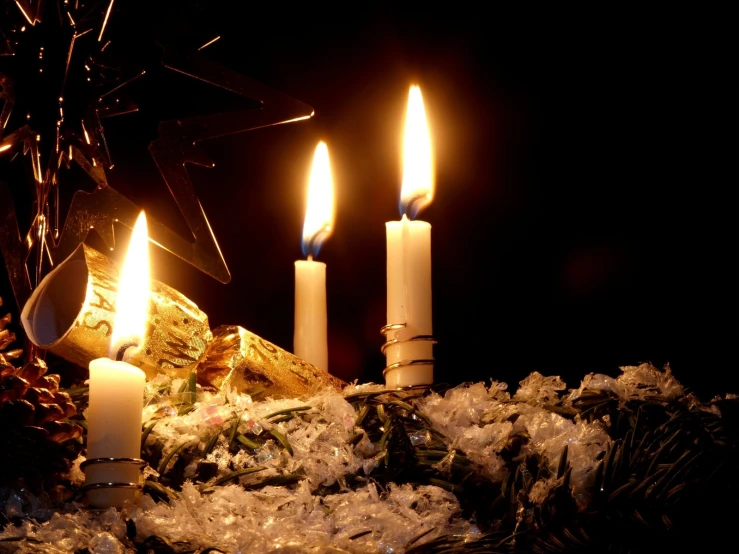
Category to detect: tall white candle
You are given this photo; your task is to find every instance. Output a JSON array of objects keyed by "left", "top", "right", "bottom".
[
  {"left": 85, "top": 211, "right": 149, "bottom": 508},
  {"left": 385, "top": 85, "right": 435, "bottom": 388},
  {"left": 294, "top": 141, "right": 335, "bottom": 371}
]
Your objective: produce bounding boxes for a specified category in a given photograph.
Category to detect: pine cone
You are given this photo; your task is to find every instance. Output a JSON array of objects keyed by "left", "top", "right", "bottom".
[
  {"left": 0, "top": 301, "right": 83, "bottom": 486},
  {"left": 0, "top": 310, "right": 23, "bottom": 364}
]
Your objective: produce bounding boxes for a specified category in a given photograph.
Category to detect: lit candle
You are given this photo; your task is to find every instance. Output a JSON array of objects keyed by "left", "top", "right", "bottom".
[
  {"left": 294, "top": 141, "right": 335, "bottom": 371},
  {"left": 84, "top": 211, "right": 149, "bottom": 508},
  {"left": 384, "top": 85, "right": 435, "bottom": 388}
]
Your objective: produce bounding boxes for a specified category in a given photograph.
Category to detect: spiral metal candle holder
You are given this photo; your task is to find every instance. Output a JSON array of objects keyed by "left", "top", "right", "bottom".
[
  {"left": 380, "top": 322, "right": 436, "bottom": 379},
  {"left": 80, "top": 457, "right": 146, "bottom": 492}
]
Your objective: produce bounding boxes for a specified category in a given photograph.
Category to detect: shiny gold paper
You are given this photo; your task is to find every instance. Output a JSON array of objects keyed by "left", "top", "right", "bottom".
[
  {"left": 21, "top": 244, "right": 211, "bottom": 380},
  {"left": 21, "top": 245, "right": 347, "bottom": 398},
  {"left": 197, "top": 325, "right": 346, "bottom": 398}
]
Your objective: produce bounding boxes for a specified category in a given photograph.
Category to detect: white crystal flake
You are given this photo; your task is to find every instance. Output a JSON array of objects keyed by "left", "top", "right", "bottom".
[{"left": 0, "top": 364, "right": 700, "bottom": 552}]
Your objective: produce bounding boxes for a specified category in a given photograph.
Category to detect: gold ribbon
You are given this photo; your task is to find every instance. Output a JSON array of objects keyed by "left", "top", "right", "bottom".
[
  {"left": 198, "top": 325, "right": 346, "bottom": 398},
  {"left": 21, "top": 245, "right": 345, "bottom": 398}
]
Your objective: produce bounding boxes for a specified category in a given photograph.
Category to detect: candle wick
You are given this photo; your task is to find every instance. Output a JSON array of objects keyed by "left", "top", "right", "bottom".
[
  {"left": 400, "top": 194, "right": 429, "bottom": 220},
  {"left": 115, "top": 342, "right": 139, "bottom": 362},
  {"left": 303, "top": 224, "right": 330, "bottom": 260}
]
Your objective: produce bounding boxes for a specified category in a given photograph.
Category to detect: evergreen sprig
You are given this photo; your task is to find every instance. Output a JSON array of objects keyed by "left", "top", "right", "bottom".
[{"left": 3, "top": 370, "right": 737, "bottom": 553}]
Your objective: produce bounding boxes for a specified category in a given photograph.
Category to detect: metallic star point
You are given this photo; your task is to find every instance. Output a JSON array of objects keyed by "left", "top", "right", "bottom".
[{"left": 0, "top": 0, "right": 313, "bottom": 318}]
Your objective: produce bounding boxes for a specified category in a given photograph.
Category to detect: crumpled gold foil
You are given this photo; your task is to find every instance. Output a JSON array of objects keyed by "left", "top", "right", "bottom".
[
  {"left": 21, "top": 245, "right": 347, "bottom": 398},
  {"left": 21, "top": 244, "right": 211, "bottom": 380},
  {"left": 197, "top": 325, "right": 346, "bottom": 398}
]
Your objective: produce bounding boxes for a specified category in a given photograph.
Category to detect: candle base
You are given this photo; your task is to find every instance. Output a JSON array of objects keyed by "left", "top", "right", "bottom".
[
  {"left": 381, "top": 323, "right": 436, "bottom": 388},
  {"left": 81, "top": 457, "right": 146, "bottom": 508},
  {"left": 384, "top": 362, "right": 434, "bottom": 388}
]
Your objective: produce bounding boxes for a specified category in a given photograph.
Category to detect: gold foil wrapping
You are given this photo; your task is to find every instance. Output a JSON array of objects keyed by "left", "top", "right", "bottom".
[
  {"left": 198, "top": 325, "right": 346, "bottom": 398},
  {"left": 21, "top": 245, "right": 346, "bottom": 398},
  {"left": 21, "top": 244, "right": 211, "bottom": 381}
]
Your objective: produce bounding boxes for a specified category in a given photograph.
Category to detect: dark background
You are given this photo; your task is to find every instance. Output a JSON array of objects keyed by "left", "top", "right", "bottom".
[{"left": 1, "top": 2, "right": 737, "bottom": 397}]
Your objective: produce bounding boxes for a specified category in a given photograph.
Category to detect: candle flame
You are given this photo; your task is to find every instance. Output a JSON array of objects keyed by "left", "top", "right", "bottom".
[
  {"left": 400, "top": 85, "right": 434, "bottom": 219},
  {"left": 109, "top": 211, "right": 150, "bottom": 358},
  {"left": 302, "top": 141, "right": 335, "bottom": 258}
]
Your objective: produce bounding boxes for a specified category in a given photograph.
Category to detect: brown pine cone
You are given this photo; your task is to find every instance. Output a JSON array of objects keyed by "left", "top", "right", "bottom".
[
  {"left": 0, "top": 301, "right": 83, "bottom": 486},
  {"left": 0, "top": 358, "right": 82, "bottom": 441},
  {"left": 0, "top": 310, "right": 23, "bottom": 365}
]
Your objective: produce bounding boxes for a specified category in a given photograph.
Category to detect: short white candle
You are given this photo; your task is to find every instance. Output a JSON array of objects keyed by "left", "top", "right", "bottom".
[
  {"left": 85, "top": 358, "right": 146, "bottom": 508},
  {"left": 85, "top": 211, "right": 149, "bottom": 508},
  {"left": 385, "top": 85, "right": 435, "bottom": 388},
  {"left": 294, "top": 141, "right": 335, "bottom": 371}
]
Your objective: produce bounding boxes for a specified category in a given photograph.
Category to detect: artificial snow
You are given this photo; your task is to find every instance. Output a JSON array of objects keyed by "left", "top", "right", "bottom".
[{"left": 0, "top": 363, "right": 692, "bottom": 553}]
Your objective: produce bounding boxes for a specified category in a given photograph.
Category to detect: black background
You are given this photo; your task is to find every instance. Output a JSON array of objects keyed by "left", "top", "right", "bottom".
[{"left": 1, "top": 2, "right": 737, "bottom": 397}]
